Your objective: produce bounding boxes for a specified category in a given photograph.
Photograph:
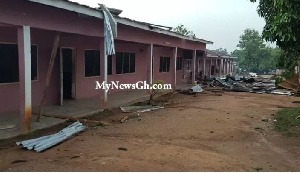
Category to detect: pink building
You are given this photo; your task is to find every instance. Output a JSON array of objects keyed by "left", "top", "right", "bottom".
[
  {"left": 0, "top": 0, "right": 233, "bottom": 132},
  {"left": 201, "top": 50, "right": 235, "bottom": 78}
]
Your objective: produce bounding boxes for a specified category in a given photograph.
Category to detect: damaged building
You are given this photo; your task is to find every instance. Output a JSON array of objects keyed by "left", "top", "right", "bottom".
[{"left": 0, "top": 0, "right": 235, "bottom": 133}]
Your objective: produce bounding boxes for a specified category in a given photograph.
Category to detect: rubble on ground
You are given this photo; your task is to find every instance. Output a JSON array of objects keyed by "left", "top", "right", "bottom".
[
  {"left": 212, "top": 74, "right": 294, "bottom": 96},
  {"left": 191, "top": 85, "right": 204, "bottom": 93},
  {"left": 278, "top": 74, "right": 299, "bottom": 92}
]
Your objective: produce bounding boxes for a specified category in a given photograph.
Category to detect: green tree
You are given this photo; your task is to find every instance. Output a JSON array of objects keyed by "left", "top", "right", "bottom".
[
  {"left": 236, "top": 29, "right": 278, "bottom": 73},
  {"left": 173, "top": 24, "right": 195, "bottom": 37},
  {"left": 250, "top": 0, "right": 300, "bottom": 72},
  {"left": 215, "top": 48, "right": 229, "bottom": 55},
  {"left": 237, "top": 29, "right": 265, "bottom": 72}
]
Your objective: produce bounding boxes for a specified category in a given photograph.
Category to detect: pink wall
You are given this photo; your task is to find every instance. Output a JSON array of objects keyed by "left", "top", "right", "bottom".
[
  {"left": 76, "top": 41, "right": 150, "bottom": 97},
  {"left": 0, "top": 0, "right": 209, "bottom": 114},
  {"left": 0, "top": 27, "right": 153, "bottom": 113},
  {"left": 153, "top": 46, "right": 174, "bottom": 86},
  {"left": 0, "top": 27, "right": 60, "bottom": 113}
]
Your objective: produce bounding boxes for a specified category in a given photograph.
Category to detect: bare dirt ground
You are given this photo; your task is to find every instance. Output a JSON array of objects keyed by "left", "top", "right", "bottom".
[{"left": 1, "top": 90, "right": 300, "bottom": 171}]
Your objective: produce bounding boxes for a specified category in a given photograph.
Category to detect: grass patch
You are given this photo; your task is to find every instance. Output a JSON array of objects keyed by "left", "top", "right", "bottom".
[
  {"left": 275, "top": 108, "right": 300, "bottom": 137},
  {"left": 253, "top": 167, "right": 263, "bottom": 172}
]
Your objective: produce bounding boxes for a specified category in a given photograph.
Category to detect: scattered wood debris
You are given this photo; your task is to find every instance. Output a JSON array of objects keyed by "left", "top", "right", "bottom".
[
  {"left": 119, "top": 116, "right": 129, "bottom": 123},
  {"left": 11, "top": 160, "right": 27, "bottom": 164}
]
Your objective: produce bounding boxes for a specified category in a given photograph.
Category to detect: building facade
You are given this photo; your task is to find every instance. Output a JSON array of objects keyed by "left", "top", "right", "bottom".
[{"left": 0, "top": 0, "right": 234, "bottom": 131}]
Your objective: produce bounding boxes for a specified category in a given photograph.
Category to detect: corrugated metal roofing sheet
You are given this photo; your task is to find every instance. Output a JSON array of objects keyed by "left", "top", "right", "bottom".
[{"left": 17, "top": 122, "right": 86, "bottom": 152}]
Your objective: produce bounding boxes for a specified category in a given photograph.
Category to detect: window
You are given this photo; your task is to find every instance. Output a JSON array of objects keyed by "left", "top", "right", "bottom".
[
  {"left": 108, "top": 55, "right": 112, "bottom": 75},
  {"left": 0, "top": 43, "right": 38, "bottom": 84},
  {"left": 116, "top": 52, "right": 135, "bottom": 74},
  {"left": 31, "top": 45, "right": 38, "bottom": 80},
  {"left": 159, "top": 56, "right": 170, "bottom": 73},
  {"left": 176, "top": 57, "right": 183, "bottom": 70},
  {"left": 85, "top": 50, "right": 100, "bottom": 77}
]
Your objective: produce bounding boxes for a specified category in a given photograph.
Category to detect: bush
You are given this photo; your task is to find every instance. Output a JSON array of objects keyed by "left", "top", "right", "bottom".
[
  {"left": 271, "top": 75, "right": 283, "bottom": 87},
  {"left": 275, "top": 108, "right": 300, "bottom": 137},
  {"left": 281, "top": 70, "right": 295, "bottom": 79}
]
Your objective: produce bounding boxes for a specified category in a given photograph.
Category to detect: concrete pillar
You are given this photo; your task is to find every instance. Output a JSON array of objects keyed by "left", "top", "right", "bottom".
[
  {"left": 220, "top": 58, "right": 223, "bottom": 76},
  {"left": 197, "top": 58, "right": 201, "bottom": 74},
  {"left": 215, "top": 58, "right": 220, "bottom": 77},
  {"left": 210, "top": 58, "right": 212, "bottom": 78},
  {"left": 102, "top": 38, "right": 108, "bottom": 109},
  {"left": 229, "top": 60, "right": 232, "bottom": 73},
  {"left": 227, "top": 59, "right": 230, "bottom": 74},
  {"left": 192, "top": 50, "right": 196, "bottom": 84},
  {"left": 173, "top": 47, "right": 177, "bottom": 91},
  {"left": 203, "top": 57, "right": 206, "bottom": 79},
  {"left": 148, "top": 44, "right": 153, "bottom": 89},
  {"left": 18, "top": 26, "right": 32, "bottom": 133},
  {"left": 217, "top": 58, "right": 221, "bottom": 77},
  {"left": 224, "top": 59, "right": 227, "bottom": 75},
  {"left": 230, "top": 60, "right": 232, "bottom": 73},
  {"left": 223, "top": 59, "right": 225, "bottom": 75}
]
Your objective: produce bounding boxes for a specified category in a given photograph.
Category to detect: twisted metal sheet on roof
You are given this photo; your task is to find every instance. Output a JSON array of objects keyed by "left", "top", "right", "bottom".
[{"left": 100, "top": 4, "right": 117, "bottom": 56}]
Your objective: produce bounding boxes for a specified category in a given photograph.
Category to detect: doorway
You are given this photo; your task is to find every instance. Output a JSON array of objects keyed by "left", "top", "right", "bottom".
[
  {"left": 60, "top": 48, "right": 76, "bottom": 105},
  {"left": 211, "top": 66, "right": 215, "bottom": 76},
  {"left": 184, "top": 59, "right": 192, "bottom": 84}
]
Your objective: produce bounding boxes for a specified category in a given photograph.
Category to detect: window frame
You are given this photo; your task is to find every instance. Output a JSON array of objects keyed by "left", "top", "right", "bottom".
[
  {"left": 159, "top": 56, "right": 170, "bottom": 73},
  {"left": 176, "top": 57, "right": 183, "bottom": 71},
  {"left": 0, "top": 42, "right": 39, "bottom": 85},
  {"left": 84, "top": 49, "right": 101, "bottom": 78},
  {"left": 116, "top": 52, "right": 136, "bottom": 75}
]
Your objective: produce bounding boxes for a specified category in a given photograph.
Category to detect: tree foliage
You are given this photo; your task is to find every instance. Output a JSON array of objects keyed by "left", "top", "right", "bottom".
[
  {"left": 214, "top": 48, "right": 229, "bottom": 55},
  {"left": 173, "top": 24, "right": 195, "bottom": 37},
  {"left": 235, "top": 29, "right": 280, "bottom": 73},
  {"left": 250, "top": 0, "right": 300, "bottom": 71}
]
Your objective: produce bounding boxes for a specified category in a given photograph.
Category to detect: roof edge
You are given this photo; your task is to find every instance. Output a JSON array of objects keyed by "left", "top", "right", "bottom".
[{"left": 25, "top": 0, "right": 213, "bottom": 45}]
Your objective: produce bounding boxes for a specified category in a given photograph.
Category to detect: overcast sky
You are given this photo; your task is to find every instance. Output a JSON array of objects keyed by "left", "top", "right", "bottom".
[{"left": 71, "top": 0, "right": 265, "bottom": 52}]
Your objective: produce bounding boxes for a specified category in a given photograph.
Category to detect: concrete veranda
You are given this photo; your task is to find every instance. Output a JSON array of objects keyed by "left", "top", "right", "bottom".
[{"left": 0, "top": 90, "right": 150, "bottom": 140}]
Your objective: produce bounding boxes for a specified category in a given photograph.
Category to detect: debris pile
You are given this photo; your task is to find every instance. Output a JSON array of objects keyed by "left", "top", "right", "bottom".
[
  {"left": 213, "top": 75, "right": 294, "bottom": 96},
  {"left": 278, "top": 74, "right": 299, "bottom": 92},
  {"left": 17, "top": 122, "right": 86, "bottom": 152}
]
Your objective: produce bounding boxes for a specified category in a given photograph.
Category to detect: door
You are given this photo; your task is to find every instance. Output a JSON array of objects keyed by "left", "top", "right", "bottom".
[{"left": 60, "top": 48, "right": 75, "bottom": 104}]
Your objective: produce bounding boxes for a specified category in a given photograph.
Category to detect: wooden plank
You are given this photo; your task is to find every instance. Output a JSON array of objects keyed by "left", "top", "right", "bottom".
[{"left": 37, "top": 33, "right": 60, "bottom": 122}]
